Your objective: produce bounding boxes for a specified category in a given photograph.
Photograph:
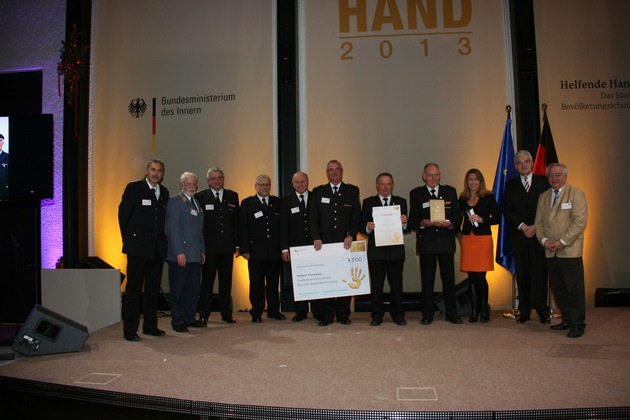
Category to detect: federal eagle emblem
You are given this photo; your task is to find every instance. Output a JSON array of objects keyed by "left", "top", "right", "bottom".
[{"left": 128, "top": 98, "right": 147, "bottom": 118}]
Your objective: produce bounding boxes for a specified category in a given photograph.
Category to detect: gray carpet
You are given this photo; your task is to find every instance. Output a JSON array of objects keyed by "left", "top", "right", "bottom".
[{"left": 1, "top": 307, "right": 629, "bottom": 413}]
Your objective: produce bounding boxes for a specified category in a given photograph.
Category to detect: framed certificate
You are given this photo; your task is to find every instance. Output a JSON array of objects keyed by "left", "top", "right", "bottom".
[
  {"left": 430, "top": 199, "right": 446, "bottom": 221},
  {"left": 373, "top": 205, "right": 404, "bottom": 247}
]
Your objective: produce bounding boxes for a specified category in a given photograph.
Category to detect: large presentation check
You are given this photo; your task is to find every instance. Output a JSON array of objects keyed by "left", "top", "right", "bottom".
[{"left": 289, "top": 241, "right": 371, "bottom": 301}]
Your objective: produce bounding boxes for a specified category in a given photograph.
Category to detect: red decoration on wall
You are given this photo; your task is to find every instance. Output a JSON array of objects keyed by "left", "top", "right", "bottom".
[{"left": 57, "top": 23, "right": 89, "bottom": 137}]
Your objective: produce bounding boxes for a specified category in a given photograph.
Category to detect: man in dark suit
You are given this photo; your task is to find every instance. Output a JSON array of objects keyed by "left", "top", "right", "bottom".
[
  {"left": 239, "top": 175, "right": 284, "bottom": 323},
  {"left": 280, "top": 171, "right": 318, "bottom": 322},
  {"left": 309, "top": 160, "right": 361, "bottom": 326},
  {"left": 361, "top": 172, "right": 408, "bottom": 326},
  {"left": 408, "top": 163, "right": 462, "bottom": 325},
  {"left": 166, "top": 172, "right": 206, "bottom": 333},
  {"left": 118, "top": 159, "right": 169, "bottom": 341},
  {"left": 194, "top": 167, "right": 239, "bottom": 325},
  {"left": 502, "top": 150, "right": 551, "bottom": 324}
]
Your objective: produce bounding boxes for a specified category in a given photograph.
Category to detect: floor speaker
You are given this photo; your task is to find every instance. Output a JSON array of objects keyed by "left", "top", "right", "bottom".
[
  {"left": 435, "top": 279, "right": 472, "bottom": 317},
  {"left": 11, "top": 305, "right": 89, "bottom": 356}
]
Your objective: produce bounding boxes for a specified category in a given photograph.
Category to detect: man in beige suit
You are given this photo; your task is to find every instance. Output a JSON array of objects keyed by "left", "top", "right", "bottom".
[{"left": 535, "top": 163, "right": 588, "bottom": 338}]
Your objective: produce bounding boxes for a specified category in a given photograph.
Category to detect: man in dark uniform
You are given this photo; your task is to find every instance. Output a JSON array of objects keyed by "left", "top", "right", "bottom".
[
  {"left": 194, "top": 167, "right": 239, "bottom": 324},
  {"left": 280, "top": 171, "right": 318, "bottom": 322},
  {"left": 408, "top": 163, "right": 462, "bottom": 325},
  {"left": 361, "top": 172, "right": 408, "bottom": 326},
  {"left": 239, "top": 175, "right": 284, "bottom": 323},
  {"left": 118, "top": 159, "right": 169, "bottom": 341},
  {"left": 309, "top": 160, "right": 361, "bottom": 326}
]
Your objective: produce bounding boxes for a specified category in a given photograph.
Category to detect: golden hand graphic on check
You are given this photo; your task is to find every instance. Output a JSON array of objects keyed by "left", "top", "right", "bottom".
[{"left": 343, "top": 267, "right": 365, "bottom": 289}]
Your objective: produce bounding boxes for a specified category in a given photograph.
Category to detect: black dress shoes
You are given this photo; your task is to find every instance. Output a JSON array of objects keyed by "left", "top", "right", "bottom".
[
  {"left": 188, "top": 320, "right": 207, "bottom": 328},
  {"left": 338, "top": 319, "right": 352, "bottom": 325},
  {"left": 550, "top": 322, "right": 570, "bottom": 330},
  {"left": 124, "top": 334, "right": 141, "bottom": 342},
  {"left": 539, "top": 313, "right": 551, "bottom": 324},
  {"left": 516, "top": 314, "right": 530, "bottom": 323},
  {"left": 370, "top": 320, "right": 382, "bottom": 326},
  {"left": 268, "top": 313, "right": 286, "bottom": 320},
  {"left": 142, "top": 328, "right": 166, "bottom": 336},
  {"left": 567, "top": 328, "right": 584, "bottom": 338},
  {"left": 448, "top": 316, "right": 463, "bottom": 324},
  {"left": 173, "top": 325, "right": 189, "bottom": 333},
  {"left": 395, "top": 319, "right": 407, "bottom": 326},
  {"left": 420, "top": 317, "right": 433, "bottom": 325},
  {"left": 222, "top": 318, "right": 236, "bottom": 324},
  {"left": 252, "top": 317, "right": 262, "bottom": 323},
  {"left": 318, "top": 320, "right": 330, "bottom": 326},
  {"left": 292, "top": 315, "right": 306, "bottom": 322}
]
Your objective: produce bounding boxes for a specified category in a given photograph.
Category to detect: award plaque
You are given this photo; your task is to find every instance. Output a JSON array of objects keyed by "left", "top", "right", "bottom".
[{"left": 430, "top": 199, "right": 446, "bottom": 221}]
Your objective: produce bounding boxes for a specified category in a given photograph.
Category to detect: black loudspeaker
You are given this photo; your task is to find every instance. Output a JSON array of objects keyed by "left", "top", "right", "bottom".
[
  {"left": 435, "top": 279, "right": 472, "bottom": 317},
  {"left": 76, "top": 256, "right": 114, "bottom": 269},
  {"left": 11, "top": 305, "right": 89, "bottom": 356},
  {"left": 594, "top": 288, "right": 630, "bottom": 307}
]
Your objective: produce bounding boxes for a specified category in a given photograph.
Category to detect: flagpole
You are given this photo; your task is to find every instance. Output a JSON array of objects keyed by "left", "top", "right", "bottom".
[
  {"left": 540, "top": 103, "right": 561, "bottom": 320},
  {"left": 501, "top": 105, "right": 519, "bottom": 320}
]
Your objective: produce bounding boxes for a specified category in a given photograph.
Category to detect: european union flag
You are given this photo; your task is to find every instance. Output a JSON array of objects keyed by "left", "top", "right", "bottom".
[{"left": 492, "top": 117, "right": 518, "bottom": 273}]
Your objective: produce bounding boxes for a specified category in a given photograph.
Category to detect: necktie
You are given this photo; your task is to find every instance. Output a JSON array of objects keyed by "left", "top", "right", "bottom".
[
  {"left": 333, "top": 186, "right": 338, "bottom": 195},
  {"left": 383, "top": 197, "right": 388, "bottom": 206},
  {"left": 552, "top": 189, "right": 559, "bottom": 207},
  {"left": 430, "top": 189, "right": 436, "bottom": 198},
  {"left": 151, "top": 188, "right": 157, "bottom": 199},
  {"left": 299, "top": 194, "right": 305, "bottom": 211},
  {"left": 524, "top": 177, "right": 530, "bottom": 192},
  {"left": 262, "top": 197, "right": 268, "bottom": 209},
  {"left": 216, "top": 192, "right": 220, "bottom": 202}
]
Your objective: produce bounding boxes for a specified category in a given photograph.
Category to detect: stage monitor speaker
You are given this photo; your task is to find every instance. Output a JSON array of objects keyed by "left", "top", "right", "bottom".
[
  {"left": 11, "top": 305, "right": 89, "bottom": 357},
  {"left": 77, "top": 256, "right": 114, "bottom": 269},
  {"left": 436, "top": 278, "right": 472, "bottom": 317}
]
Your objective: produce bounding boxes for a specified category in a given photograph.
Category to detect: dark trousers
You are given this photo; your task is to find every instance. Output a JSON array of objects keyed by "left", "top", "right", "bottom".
[
  {"left": 320, "top": 296, "right": 351, "bottom": 323},
  {"left": 123, "top": 255, "right": 164, "bottom": 335},
  {"left": 548, "top": 256, "right": 586, "bottom": 330},
  {"left": 197, "top": 253, "right": 234, "bottom": 319},
  {"left": 248, "top": 258, "right": 282, "bottom": 318},
  {"left": 369, "top": 259, "right": 405, "bottom": 322},
  {"left": 168, "top": 261, "right": 201, "bottom": 328},
  {"left": 514, "top": 240, "right": 549, "bottom": 316},
  {"left": 419, "top": 252, "right": 457, "bottom": 318}
]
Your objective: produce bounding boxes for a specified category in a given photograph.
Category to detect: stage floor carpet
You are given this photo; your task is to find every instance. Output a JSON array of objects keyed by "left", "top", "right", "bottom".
[{"left": 1, "top": 307, "right": 629, "bottom": 419}]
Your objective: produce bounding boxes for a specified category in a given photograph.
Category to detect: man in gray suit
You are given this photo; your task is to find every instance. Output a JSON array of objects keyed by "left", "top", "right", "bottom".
[{"left": 166, "top": 172, "right": 206, "bottom": 333}]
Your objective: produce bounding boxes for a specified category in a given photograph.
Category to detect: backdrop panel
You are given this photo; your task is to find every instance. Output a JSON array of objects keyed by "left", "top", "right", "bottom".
[
  {"left": 300, "top": 0, "right": 513, "bottom": 304},
  {"left": 534, "top": 0, "right": 630, "bottom": 305},
  {"left": 91, "top": 0, "right": 276, "bottom": 310}
]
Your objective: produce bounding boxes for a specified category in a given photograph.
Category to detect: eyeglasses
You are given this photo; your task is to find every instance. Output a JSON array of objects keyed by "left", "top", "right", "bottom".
[
  {"left": 257, "top": 183, "right": 271, "bottom": 187},
  {"left": 326, "top": 167, "right": 343, "bottom": 172},
  {"left": 547, "top": 172, "right": 565, "bottom": 178}
]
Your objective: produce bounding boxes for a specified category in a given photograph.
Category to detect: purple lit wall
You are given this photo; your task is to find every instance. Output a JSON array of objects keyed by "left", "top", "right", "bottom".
[{"left": 0, "top": 1, "right": 66, "bottom": 268}]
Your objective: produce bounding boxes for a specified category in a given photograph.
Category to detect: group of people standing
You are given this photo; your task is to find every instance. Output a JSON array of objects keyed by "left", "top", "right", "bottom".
[{"left": 117, "top": 152, "right": 587, "bottom": 342}]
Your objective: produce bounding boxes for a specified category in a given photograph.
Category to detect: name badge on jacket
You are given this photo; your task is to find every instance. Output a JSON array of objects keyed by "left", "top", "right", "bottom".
[{"left": 142, "top": 199, "right": 152, "bottom": 206}]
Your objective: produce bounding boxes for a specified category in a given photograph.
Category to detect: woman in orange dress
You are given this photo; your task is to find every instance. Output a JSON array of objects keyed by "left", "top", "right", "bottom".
[{"left": 458, "top": 169, "right": 499, "bottom": 323}]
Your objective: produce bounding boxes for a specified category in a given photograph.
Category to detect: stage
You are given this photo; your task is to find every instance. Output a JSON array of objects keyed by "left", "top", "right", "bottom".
[{"left": 1, "top": 307, "right": 629, "bottom": 419}]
